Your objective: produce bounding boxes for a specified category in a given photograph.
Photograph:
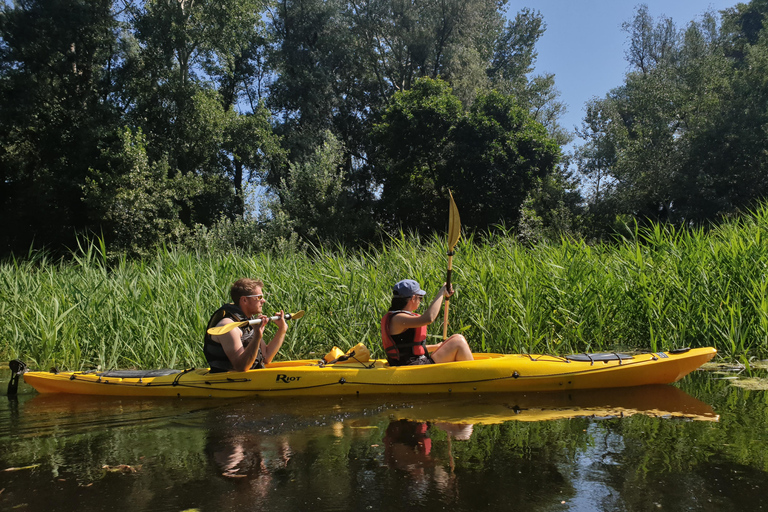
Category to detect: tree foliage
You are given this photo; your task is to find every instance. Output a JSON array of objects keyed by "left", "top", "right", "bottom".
[
  {"left": 576, "top": 1, "right": 768, "bottom": 230},
  {"left": 0, "top": 0, "right": 120, "bottom": 254},
  {"left": 123, "top": 0, "right": 282, "bottom": 222},
  {"left": 83, "top": 127, "right": 194, "bottom": 256},
  {"left": 0, "top": 0, "right": 574, "bottom": 257},
  {"left": 373, "top": 77, "right": 561, "bottom": 234},
  {"left": 267, "top": 130, "right": 375, "bottom": 246}
]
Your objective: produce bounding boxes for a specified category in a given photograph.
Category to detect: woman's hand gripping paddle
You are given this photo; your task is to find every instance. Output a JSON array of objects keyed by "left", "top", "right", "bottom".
[
  {"left": 206, "top": 311, "right": 305, "bottom": 336},
  {"left": 443, "top": 191, "right": 461, "bottom": 340}
]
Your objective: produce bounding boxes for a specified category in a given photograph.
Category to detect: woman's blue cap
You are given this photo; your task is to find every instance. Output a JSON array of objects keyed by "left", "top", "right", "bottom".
[{"left": 393, "top": 279, "right": 426, "bottom": 298}]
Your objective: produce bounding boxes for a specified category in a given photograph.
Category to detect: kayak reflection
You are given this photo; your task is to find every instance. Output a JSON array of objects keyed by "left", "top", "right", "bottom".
[
  {"left": 17, "top": 381, "right": 718, "bottom": 432},
  {"left": 385, "top": 384, "right": 719, "bottom": 425}
]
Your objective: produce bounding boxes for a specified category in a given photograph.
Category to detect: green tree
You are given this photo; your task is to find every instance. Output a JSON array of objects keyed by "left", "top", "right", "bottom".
[
  {"left": 267, "top": 1, "right": 567, "bottom": 242},
  {"left": 266, "top": 130, "right": 373, "bottom": 246},
  {"left": 373, "top": 77, "right": 561, "bottom": 234},
  {"left": 676, "top": 0, "right": 768, "bottom": 220},
  {"left": 0, "top": 0, "right": 120, "bottom": 255},
  {"left": 372, "top": 77, "right": 463, "bottom": 232},
  {"left": 453, "top": 90, "right": 562, "bottom": 230},
  {"left": 83, "top": 127, "right": 195, "bottom": 256},
  {"left": 489, "top": 8, "right": 568, "bottom": 144},
  {"left": 574, "top": 3, "right": 768, "bottom": 229},
  {"left": 123, "top": 0, "right": 280, "bottom": 225},
  {"left": 267, "top": 0, "right": 375, "bottom": 200}
]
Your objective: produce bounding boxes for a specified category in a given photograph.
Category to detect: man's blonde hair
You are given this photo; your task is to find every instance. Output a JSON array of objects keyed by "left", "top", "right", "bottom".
[{"left": 230, "top": 278, "right": 264, "bottom": 304}]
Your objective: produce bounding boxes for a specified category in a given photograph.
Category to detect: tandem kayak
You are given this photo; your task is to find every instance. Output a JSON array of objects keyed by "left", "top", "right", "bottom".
[{"left": 13, "top": 347, "right": 717, "bottom": 398}]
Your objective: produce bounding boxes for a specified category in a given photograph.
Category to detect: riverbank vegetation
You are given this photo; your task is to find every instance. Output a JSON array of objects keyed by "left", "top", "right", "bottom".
[
  {"left": 3, "top": 2, "right": 768, "bottom": 369},
  {"left": 3, "top": 205, "right": 767, "bottom": 370}
]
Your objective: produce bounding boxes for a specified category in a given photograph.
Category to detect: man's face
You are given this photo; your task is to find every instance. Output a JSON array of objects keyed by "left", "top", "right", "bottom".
[{"left": 242, "top": 287, "right": 266, "bottom": 316}]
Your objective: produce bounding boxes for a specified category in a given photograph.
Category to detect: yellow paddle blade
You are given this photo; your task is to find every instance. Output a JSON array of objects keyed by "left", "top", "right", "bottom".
[
  {"left": 206, "top": 310, "right": 305, "bottom": 336},
  {"left": 448, "top": 190, "right": 461, "bottom": 249},
  {"left": 206, "top": 321, "right": 248, "bottom": 336}
]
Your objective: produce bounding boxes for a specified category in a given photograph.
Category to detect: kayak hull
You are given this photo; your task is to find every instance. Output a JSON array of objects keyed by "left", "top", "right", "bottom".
[{"left": 22, "top": 347, "right": 717, "bottom": 398}]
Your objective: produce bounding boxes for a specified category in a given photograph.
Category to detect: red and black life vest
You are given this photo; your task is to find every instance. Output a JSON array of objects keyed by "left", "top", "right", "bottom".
[{"left": 380, "top": 311, "right": 430, "bottom": 366}]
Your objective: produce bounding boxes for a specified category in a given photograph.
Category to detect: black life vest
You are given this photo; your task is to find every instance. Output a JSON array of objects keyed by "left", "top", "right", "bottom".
[
  {"left": 204, "top": 303, "right": 264, "bottom": 373},
  {"left": 381, "top": 311, "right": 430, "bottom": 366}
]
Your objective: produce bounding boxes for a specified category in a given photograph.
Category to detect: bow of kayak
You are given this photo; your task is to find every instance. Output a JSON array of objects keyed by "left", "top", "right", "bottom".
[{"left": 18, "top": 347, "right": 717, "bottom": 398}]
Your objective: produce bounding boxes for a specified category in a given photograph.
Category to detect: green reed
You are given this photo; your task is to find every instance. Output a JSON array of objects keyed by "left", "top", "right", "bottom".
[{"left": 3, "top": 206, "right": 768, "bottom": 370}]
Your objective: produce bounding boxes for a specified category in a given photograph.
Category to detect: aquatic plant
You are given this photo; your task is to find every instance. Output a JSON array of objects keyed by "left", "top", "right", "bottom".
[{"left": 3, "top": 206, "right": 768, "bottom": 369}]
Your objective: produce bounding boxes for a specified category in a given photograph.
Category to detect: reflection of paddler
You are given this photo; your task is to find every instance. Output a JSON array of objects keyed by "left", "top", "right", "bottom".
[
  {"left": 206, "top": 433, "right": 292, "bottom": 482},
  {"left": 384, "top": 420, "right": 433, "bottom": 471},
  {"left": 203, "top": 432, "right": 295, "bottom": 509},
  {"left": 383, "top": 419, "right": 468, "bottom": 497},
  {"left": 434, "top": 422, "right": 473, "bottom": 441}
]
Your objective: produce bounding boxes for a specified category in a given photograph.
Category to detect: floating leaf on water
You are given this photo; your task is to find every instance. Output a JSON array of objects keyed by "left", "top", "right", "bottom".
[{"left": 102, "top": 464, "right": 141, "bottom": 473}]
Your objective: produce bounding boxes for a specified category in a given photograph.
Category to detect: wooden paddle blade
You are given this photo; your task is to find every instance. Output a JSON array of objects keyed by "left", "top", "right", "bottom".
[{"left": 448, "top": 190, "right": 461, "bottom": 249}]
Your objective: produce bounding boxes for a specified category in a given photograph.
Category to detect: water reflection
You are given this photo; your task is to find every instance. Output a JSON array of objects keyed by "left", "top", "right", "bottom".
[
  {"left": 2, "top": 374, "right": 767, "bottom": 512},
  {"left": 382, "top": 384, "right": 719, "bottom": 424}
]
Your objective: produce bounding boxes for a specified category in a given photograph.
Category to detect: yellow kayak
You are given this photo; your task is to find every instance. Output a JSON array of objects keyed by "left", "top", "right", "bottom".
[{"left": 17, "top": 347, "right": 717, "bottom": 398}]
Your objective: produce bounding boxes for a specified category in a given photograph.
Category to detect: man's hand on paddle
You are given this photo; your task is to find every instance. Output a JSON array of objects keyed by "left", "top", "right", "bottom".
[{"left": 273, "top": 310, "right": 288, "bottom": 332}]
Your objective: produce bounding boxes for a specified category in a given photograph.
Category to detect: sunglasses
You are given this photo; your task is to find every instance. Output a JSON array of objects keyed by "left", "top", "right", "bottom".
[{"left": 243, "top": 293, "right": 267, "bottom": 300}]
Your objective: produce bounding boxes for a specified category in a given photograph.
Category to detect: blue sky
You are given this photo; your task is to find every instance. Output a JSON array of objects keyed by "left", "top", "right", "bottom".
[{"left": 521, "top": 1, "right": 739, "bottom": 149}]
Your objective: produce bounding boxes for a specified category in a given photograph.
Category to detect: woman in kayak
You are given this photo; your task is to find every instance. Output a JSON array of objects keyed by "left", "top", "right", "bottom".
[
  {"left": 381, "top": 279, "right": 473, "bottom": 366},
  {"left": 204, "top": 278, "right": 288, "bottom": 372}
]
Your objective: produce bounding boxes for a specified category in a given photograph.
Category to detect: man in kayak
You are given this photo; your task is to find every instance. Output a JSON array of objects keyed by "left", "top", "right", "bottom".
[
  {"left": 381, "top": 279, "right": 473, "bottom": 366},
  {"left": 204, "top": 278, "right": 287, "bottom": 372}
]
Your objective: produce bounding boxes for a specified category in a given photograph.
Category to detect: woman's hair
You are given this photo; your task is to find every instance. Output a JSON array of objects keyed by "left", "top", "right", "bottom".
[
  {"left": 230, "top": 278, "right": 264, "bottom": 304},
  {"left": 389, "top": 296, "right": 411, "bottom": 311}
]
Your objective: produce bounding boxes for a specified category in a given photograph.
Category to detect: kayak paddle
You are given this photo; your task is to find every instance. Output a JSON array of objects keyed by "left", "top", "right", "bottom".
[
  {"left": 206, "top": 310, "right": 305, "bottom": 336},
  {"left": 443, "top": 191, "right": 461, "bottom": 340}
]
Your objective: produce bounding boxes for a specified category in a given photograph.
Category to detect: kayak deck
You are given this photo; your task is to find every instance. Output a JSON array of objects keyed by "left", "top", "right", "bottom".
[{"left": 19, "top": 347, "right": 717, "bottom": 398}]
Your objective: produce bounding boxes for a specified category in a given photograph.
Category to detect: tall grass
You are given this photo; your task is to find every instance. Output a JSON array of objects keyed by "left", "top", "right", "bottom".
[{"left": 3, "top": 206, "right": 768, "bottom": 370}]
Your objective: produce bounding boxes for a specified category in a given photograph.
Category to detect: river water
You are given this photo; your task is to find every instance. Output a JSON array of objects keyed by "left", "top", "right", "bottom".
[{"left": 1, "top": 368, "right": 766, "bottom": 512}]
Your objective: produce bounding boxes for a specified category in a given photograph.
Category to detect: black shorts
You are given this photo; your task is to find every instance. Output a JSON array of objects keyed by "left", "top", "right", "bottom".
[{"left": 401, "top": 355, "right": 434, "bottom": 366}]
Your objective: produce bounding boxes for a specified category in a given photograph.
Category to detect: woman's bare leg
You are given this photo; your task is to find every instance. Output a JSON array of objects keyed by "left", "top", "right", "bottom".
[{"left": 430, "top": 334, "right": 473, "bottom": 362}]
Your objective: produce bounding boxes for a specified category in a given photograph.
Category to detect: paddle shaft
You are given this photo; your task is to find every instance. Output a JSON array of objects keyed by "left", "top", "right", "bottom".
[
  {"left": 245, "top": 312, "right": 296, "bottom": 327},
  {"left": 207, "top": 311, "right": 303, "bottom": 336},
  {"left": 442, "top": 252, "right": 454, "bottom": 340}
]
